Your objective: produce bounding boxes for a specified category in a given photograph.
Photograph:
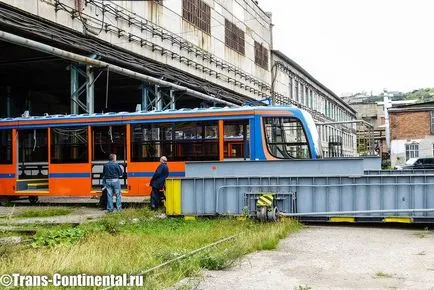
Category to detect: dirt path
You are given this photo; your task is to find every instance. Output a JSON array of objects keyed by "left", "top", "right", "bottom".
[
  {"left": 0, "top": 196, "right": 146, "bottom": 224},
  {"left": 192, "top": 226, "right": 434, "bottom": 289}
]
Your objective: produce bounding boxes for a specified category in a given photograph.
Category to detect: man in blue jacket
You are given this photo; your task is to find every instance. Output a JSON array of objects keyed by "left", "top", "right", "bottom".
[
  {"left": 102, "top": 153, "right": 123, "bottom": 212},
  {"left": 150, "top": 156, "right": 169, "bottom": 210}
]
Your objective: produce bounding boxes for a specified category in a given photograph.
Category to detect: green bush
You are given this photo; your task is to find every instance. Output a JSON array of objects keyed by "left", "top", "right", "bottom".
[{"left": 32, "top": 228, "right": 84, "bottom": 247}]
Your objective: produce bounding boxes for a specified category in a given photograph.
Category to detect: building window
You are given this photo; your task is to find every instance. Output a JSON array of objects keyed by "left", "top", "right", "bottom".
[
  {"left": 405, "top": 143, "right": 419, "bottom": 160},
  {"left": 225, "top": 19, "right": 245, "bottom": 55},
  {"left": 254, "top": 41, "right": 268, "bottom": 69},
  {"left": 294, "top": 80, "right": 299, "bottom": 102},
  {"left": 431, "top": 111, "right": 434, "bottom": 134},
  {"left": 289, "top": 78, "right": 293, "bottom": 100},
  {"left": 182, "top": 0, "right": 211, "bottom": 34}
]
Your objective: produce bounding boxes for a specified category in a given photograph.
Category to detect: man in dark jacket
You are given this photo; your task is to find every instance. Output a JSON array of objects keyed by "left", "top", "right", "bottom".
[
  {"left": 102, "top": 153, "right": 123, "bottom": 212},
  {"left": 150, "top": 156, "right": 169, "bottom": 210}
]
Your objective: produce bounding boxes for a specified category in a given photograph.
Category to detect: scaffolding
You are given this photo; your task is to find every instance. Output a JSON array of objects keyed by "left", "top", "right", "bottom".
[{"left": 316, "top": 120, "right": 376, "bottom": 157}]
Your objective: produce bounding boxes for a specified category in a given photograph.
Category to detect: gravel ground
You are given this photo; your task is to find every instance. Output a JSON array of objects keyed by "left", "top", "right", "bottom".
[{"left": 191, "top": 225, "right": 434, "bottom": 290}]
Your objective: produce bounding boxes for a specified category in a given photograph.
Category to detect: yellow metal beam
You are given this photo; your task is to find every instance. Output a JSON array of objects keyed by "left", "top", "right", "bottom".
[
  {"left": 165, "top": 179, "right": 181, "bottom": 215},
  {"left": 383, "top": 216, "right": 413, "bottom": 223},
  {"left": 329, "top": 216, "right": 355, "bottom": 223}
]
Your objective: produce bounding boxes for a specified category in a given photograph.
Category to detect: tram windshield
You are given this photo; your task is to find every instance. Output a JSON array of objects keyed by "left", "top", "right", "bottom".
[{"left": 264, "top": 117, "right": 311, "bottom": 159}]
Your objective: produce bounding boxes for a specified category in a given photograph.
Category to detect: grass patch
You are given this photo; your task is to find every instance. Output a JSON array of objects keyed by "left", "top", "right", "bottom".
[
  {"left": 15, "top": 207, "right": 74, "bottom": 218},
  {"left": 0, "top": 208, "right": 301, "bottom": 289}
]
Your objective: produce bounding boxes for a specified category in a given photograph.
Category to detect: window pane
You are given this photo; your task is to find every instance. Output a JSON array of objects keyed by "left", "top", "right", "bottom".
[
  {"left": 18, "top": 129, "right": 48, "bottom": 163},
  {"left": 174, "top": 121, "right": 219, "bottom": 161},
  {"left": 405, "top": 144, "right": 419, "bottom": 160},
  {"left": 254, "top": 41, "right": 268, "bottom": 69},
  {"left": 131, "top": 123, "right": 173, "bottom": 162},
  {"left": 264, "top": 117, "right": 310, "bottom": 159},
  {"left": 225, "top": 19, "right": 245, "bottom": 55},
  {"left": 92, "top": 126, "right": 126, "bottom": 161},
  {"left": 0, "top": 129, "right": 12, "bottom": 164},
  {"left": 182, "top": 0, "right": 211, "bottom": 34},
  {"left": 224, "top": 120, "right": 250, "bottom": 158},
  {"left": 131, "top": 122, "right": 219, "bottom": 161},
  {"left": 51, "top": 127, "right": 88, "bottom": 163},
  {"left": 431, "top": 111, "right": 434, "bottom": 134}
]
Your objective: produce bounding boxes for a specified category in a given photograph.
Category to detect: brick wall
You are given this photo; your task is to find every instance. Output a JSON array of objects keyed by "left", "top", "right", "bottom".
[{"left": 390, "top": 111, "right": 431, "bottom": 139}]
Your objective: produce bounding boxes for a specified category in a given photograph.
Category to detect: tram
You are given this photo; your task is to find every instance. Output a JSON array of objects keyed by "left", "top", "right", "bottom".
[{"left": 0, "top": 106, "right": 321, "bottom": 202}]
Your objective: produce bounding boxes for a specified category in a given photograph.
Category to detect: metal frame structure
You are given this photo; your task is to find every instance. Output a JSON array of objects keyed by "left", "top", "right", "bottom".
[
  {"left": 0, "top": 30, "right": 238, "bottom": 114},
  {"left": 316, "top": 120, "right": 376, "bottom": 157}
]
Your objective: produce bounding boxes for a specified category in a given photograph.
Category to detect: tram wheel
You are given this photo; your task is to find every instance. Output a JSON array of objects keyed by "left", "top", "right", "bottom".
[
  {"left": 0, "top": 196, "right": 12, "bottom": 206},
  {"left": 267, "top": 207, "right": 280, "bottom": 222},
  {"left": 29, "top": 196, "right": 39, "bottom": 205}
]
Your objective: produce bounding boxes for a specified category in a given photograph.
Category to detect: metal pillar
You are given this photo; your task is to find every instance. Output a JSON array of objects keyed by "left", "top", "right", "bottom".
[
  {"left": 70, "top": 64, "right": 95, "bottom": 114},
  {"left": 383, "top": 96, "right": 392, "bottom": 153},
  {"left": 141, "top": 83, "right": 149, "bottom": 112},
  {"left": 170, "top": 89, "right": 176, "bottom": 110},
  {"left": 70, "top": 66, "right": 79, "bottom": 114},
  {"left": 86, "top": 65, "right": 94, "bottom": 114},
  {"left": 155, "top": 85, "right": 163, "bottom": 111},
  {"left": 6, "top": 86, "right": 11, "bottom": 117}
]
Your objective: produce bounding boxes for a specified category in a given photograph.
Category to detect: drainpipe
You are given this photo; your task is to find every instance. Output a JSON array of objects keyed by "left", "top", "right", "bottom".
[{"left": 267, "top": 12, "right": 275, "bottom": 106}]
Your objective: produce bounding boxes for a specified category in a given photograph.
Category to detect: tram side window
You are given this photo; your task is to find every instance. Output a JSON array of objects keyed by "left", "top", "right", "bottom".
[
  {"left": 92, "top": 126, "right": 125, "bottom": 161},
  {"left": 18, "top": 129, "right": 48, "bottom": 162},
  {"left": 224, "top": 120, "right": 250, "bottom": 159},
  {"left": 0, "top": 130, "right": 12, "bottom": 164},
  {"left": 51, "top": 127, "right": 88, "bottom": 163},
  {"left": 264, "top": 117, "right": 310, "bottom": 159},
  {"left": 131, "top": 123, "right": 173, "bottom": 162},
  {"left": 131, "top": 121, "right": 219, "bottom": 161},
  {"left": 173, "top": 121, "right": 218, "bottom": 161}
]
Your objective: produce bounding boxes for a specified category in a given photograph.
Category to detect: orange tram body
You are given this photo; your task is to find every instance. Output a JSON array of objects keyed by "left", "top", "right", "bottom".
[{"left": 0, "top": 106, "right": 321, "bottom": 202}]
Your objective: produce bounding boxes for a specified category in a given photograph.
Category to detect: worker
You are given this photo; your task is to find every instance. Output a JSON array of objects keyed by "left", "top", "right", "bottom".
[
  {"left": 102, "top": 153, "right": 123, "bottom": 212},
  {"left": 150, "top": 156, "right": 169, "bottom": 210}
]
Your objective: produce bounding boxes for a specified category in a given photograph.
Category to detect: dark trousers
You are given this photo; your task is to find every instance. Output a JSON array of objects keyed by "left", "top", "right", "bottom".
[{"left": 150, "top": 187, "right": 165, "bottom": 210}]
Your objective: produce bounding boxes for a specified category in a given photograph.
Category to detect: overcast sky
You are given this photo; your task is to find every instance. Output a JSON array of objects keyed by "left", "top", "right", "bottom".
[{"left": 259, "top": 0, "right": 434, "bottom": 96}]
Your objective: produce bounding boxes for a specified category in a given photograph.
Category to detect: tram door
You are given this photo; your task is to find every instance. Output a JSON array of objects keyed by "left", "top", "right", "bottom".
[
  {"left": 16, "top": 129, "right": 49, "bottom": 195},
  {"left": 0, "top": 129, "right": 15, "bottom": 196},
  {"left": 91, "top": 125, "right": 127, "bottom": 193},
  {"left": 49, "top": 126, "right": 91, "bottom": 196}
]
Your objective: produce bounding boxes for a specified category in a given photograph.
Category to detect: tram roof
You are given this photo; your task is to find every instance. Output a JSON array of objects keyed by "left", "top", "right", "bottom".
[{"left": 0, "top": 105, "right": 302, "bottom": 124}]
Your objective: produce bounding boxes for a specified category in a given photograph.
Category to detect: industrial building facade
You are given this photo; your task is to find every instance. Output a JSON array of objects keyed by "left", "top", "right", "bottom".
[
  {"left": 390, "top": 102, "right": 434, "bottom": 167},
  {"left": 0, "top": 0, "right": 356, "bottom": 156},
  {"left": 272, "top": 51, "right": 357, "bottom": 157}
]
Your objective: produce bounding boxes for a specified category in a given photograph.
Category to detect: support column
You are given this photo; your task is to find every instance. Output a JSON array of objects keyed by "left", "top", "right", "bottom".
[
  {"left": 141, "top": 83, "right": 149, "bottom": 112},
  {"left": 155, "top": 85, "right": 163, "bottom": 111},
  {"left": 70, "top": 65, "right": 79, "bottom": 114},
  {"left": 170, "top": 89, "right": 176, "bottom": 110},
  {"left": 6, "top": 86, "right": 11, "bottom": 117},
  {"left": 86, "top": 65, "right": 94, "bottom": 114}
]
